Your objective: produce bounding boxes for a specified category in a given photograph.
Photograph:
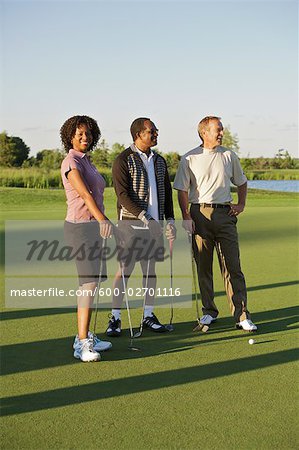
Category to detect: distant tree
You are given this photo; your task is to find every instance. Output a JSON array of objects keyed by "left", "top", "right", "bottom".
[
  {"left": 92, "top": 141, "right": 126, "bottom": 168},
  {"left": 275, "top": 148, "right": 289, "bottom": 158},
  {"left": 22, "top": 156, "right": 38, "bottom": 168},
  {"left": 254, "top": 157, "right": 271, "bottom": 170},
  {"left": 164, "top": 152, "right": 181, "bottom": 172},
  {"left": 222, "top": 126, "right": 240, "bottom": 154},
  {"left": 0, "top": 131, "right": 30, "bottom": 167},
  {"left": 0, "top": 132, "right": 15, "bottom": 166},
  {"left": 272, "top": 149, "right": 297, "bottom": 169},
  {"left": 107, "top": 143, "right": 125, "bottom": 166},
  {"left": 92, "top": 139, "right": 110, "bottom": 168},
  {"left": 35, "top": 149, "right": 64, "bottom": 170},
  {"left": 240, "top": 157, "right": 254, "bottom": 171}
]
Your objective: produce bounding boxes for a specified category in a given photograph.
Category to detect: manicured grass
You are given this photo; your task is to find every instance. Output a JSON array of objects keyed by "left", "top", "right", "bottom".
[
  {"left": 0, "top": 186, "right": 298, "bottom": 219},
  {"left": 1, "top": 187, "right": 299, "bottom": 449}
]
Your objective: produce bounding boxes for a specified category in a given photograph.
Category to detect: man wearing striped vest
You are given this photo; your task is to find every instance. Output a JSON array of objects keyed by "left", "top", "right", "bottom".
[{"left": 106, "top": 117, "right": 176, "bottom": 336}]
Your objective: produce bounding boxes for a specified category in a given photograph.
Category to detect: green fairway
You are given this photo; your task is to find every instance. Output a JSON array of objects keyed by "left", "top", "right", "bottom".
[{"left": 1, "top": 187, "right": 299, "bottom": 450}]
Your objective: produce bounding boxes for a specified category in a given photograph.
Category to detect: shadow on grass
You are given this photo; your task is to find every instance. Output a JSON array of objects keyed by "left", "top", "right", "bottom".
[
  {"left": 0, "top": 307, "right": 76, "bottom": 321},
  {"left": 1, "top": 280, "right": 298, "bottom": 321},
  {"left": 1, "top": 348, "right": 298, "bottom": 417},
  {"left": 1, "top": 306, "right": 298, "bottom": 376},
  {"left": 0, "top": 320, "right": 198, "bottom": 376}
]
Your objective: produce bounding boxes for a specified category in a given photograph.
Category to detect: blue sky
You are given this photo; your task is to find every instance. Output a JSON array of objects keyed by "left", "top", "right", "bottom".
[{"left": 0, "top": 0, "right": 298, "bottom": 157}]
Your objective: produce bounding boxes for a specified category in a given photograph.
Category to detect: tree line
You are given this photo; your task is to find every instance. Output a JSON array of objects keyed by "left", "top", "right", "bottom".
[{"left": 0, "top": 129, "right": 298, "bottom": 172}]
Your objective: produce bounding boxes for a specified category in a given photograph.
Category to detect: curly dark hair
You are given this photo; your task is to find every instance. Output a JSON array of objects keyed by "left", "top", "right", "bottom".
[{"left": 60, "top": 115, "right": 101, "bottom": 152}]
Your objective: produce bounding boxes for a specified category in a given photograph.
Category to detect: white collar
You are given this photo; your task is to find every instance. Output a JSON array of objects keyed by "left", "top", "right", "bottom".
[{"left": 133, "top": 144, "right": 153, "bottom": 159}]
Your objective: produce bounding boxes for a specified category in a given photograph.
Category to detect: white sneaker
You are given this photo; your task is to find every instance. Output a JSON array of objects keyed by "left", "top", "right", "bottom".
[
  {"left": 73, "top": 331, "right": 112, "bottom": 352},
  {"left": 73, "top": 338, "right": 101, "bottom": 362},
  {"left": 236, "top": 319, "right": 257, "bottom": 332},
  {"left": 200, "top": 314, "right": 216, "bottom": 326},
  {"left": 89, "top": 332, "right": 112, "bottom": 352}
]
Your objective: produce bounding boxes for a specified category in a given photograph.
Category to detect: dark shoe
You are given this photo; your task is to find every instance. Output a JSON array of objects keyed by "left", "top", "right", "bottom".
[
  {"left": 106, "top": 315, "right": 121, "bottom": 337},
  {"left": 143, "top": 313, "right": 167, "bottom": 333}
]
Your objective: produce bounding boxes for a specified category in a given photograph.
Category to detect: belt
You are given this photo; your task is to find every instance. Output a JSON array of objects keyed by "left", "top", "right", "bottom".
[{"left": 200, "top": 203, "right": 230, "bottom": 209}]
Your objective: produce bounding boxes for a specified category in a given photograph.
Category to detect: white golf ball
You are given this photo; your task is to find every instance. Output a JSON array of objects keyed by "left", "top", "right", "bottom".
[{"left": 248, "top": 338, "right": 255, "bottom": 345}]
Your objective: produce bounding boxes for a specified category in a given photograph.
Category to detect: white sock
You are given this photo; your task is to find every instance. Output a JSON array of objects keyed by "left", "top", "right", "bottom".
[
  {"left": 112, "top": 309, "right": 121, "bottom": 320},
  {"left": 144, "top": 305, "right": 154, "bottom": 318}
]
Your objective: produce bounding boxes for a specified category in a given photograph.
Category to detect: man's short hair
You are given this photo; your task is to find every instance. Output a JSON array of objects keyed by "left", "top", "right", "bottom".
[
  {"left": 130, "top": 117, "right": 151, "bottom": 141},
  {"left": 198, "top": 116, "right": 221, "bottom": 140}
]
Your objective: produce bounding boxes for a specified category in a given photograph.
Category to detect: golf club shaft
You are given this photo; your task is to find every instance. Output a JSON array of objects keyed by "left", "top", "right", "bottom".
[
  {"left": 121, "top": 264, "right": 134, "bottom": 339},
  {"left": 189, "top": 234, "right": 201, "bottom": 322},
  {"left": 169, "top": 239, "right": 174, "bottom": 326},
  {"left": 93, "top": 237, "right": 106, "bottom": 335},
  {"left": 137, "top": 258, "right": 150, "bottom": 336}
]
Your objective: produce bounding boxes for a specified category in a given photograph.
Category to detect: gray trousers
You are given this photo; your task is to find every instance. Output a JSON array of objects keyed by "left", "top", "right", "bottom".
[{"left": 190, "top": 204, "right": 250, "bottom": 323}]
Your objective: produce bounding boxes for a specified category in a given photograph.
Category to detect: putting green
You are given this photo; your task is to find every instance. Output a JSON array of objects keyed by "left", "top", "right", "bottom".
[{"left": 1, "top": 188, "right": 298, "bottom": 449}]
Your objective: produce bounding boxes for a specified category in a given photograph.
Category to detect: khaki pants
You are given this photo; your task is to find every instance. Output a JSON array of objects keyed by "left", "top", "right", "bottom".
[{"left": 190, "top": 204, "right": 250, "bottom": 323}]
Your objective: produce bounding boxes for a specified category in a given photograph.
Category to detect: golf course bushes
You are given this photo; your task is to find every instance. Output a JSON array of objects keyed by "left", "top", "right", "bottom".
[
  {"left": 0, "top": 167, "right": 114, "bottom": 188},
  {"left": 0, "top": 168, "right": 63, "bottom": 188},
  {"left": 1, "top": 167, "right": 298, "bottom": 188},
  {"left": 245, "top": 169, "right": 299, "bottom": 180}
]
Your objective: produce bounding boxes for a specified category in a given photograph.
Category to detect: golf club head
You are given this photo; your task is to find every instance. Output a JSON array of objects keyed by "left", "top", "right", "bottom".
[
  {"left": 129, "top": 338, "right": 141, "bottom": 351},
  {"left": 133, "top": 331, "right": 142, "bottom": 338},
  {"left": 193, "top": 323, "right": 209, "bottom": 333},
  {"left": 165, "top": 324, "right": 174, "bottom": 332},
  {"left": 128, "top": 345, "right": 141, "bottom": 351}
]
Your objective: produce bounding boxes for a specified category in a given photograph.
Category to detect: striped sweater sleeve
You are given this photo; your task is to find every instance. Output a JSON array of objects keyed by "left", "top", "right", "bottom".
[{"left": 112, "top": 151, "right": 145, "bottom": 219}]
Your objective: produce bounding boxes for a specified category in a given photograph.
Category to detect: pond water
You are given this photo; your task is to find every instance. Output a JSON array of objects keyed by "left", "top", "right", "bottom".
[{"left": 247, "top": 180, "right": 298, "bottom": 193}]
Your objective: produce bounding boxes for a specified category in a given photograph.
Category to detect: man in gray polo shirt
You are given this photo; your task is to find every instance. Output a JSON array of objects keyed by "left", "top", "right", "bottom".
[{"left": 174, "top": 116, "right": 257, "bottom": 332}]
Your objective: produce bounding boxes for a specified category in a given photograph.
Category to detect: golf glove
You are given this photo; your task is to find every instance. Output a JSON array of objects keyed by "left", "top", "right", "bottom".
[{"left": 165, "top": 222, "right": 176, "bottom": 241}]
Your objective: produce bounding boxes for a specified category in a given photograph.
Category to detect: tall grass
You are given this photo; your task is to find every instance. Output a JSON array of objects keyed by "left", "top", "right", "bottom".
[
  {"left": 0, "top": 167, "right": 114, "bottom": 188},
  {"left": 0, "top": 168, "right": 62, "bottom": 188},
  {"left": 0, "top": 167, "right": 298, "bottom": 188},
  {"left": 245, "top": 169, "right": 299, "bottom": 180}
]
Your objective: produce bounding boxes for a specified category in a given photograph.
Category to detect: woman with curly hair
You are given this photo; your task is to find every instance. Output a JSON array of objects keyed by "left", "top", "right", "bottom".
[{"left": 60, "top": 115, "right": 113, "bottom": 362}]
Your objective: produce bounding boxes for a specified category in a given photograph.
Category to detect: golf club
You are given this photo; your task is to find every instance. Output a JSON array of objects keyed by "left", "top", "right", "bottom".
[
  {"left": 133, "top": 258, "right": 150, "bottom": 338},
  {"left": 93, "top": 237, "right": 106, "bottom": 338},
  {"left": 165, "top": 238, "right": 174, "bottom": 332},
  {"left": 189, "top": 234, "right": 209, "bottom": 333},
  {"left": 121, "top": 262, "right": 141, "bottom": 351}
]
